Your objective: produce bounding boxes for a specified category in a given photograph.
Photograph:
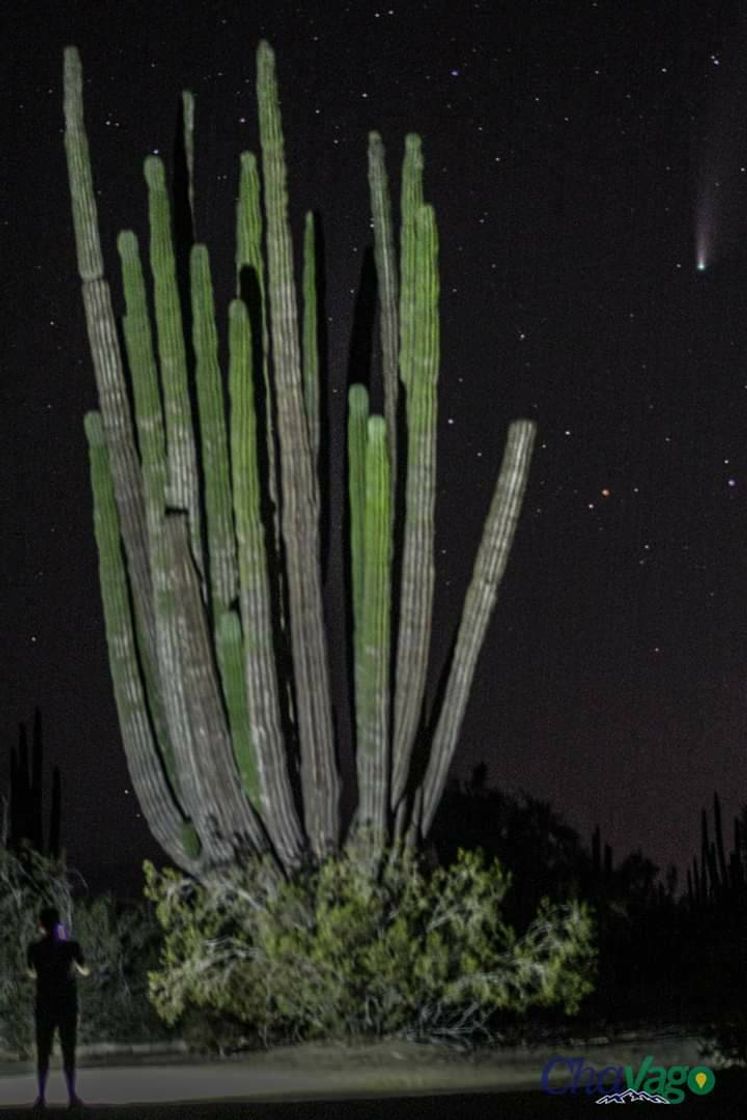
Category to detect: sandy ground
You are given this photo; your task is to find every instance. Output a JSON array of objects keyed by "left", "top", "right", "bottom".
[{"left": 0, "top": 1038, "right": 743, "bottom": 1117}]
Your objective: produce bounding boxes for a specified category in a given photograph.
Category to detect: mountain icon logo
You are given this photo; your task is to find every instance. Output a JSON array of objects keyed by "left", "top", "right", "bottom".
[{"left": 595, "top": 1087, "right": 670, "bottom": 1103}]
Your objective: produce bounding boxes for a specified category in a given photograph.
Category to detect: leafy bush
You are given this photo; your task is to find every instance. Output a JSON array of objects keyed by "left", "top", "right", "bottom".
[
  {"left": 0, "top": 844, "right": 173, "bottom": 1057},
  {"left": 143, "top": 844, "right": 596, "bottom": 1045}
]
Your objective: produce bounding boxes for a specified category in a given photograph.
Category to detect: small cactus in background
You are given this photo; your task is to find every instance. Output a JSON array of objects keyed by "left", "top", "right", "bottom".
[
  {"left": 2, "top": 710, "right": 62, "bottom": 859},
  {"left": 63, "top": 41, "right": 536, "bottom": 880},
  {"left": 687, "top": 792, "right": 746, "bottom": 907}
]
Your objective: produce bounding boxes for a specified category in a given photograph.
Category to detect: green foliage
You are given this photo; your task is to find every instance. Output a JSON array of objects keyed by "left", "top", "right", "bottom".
[
  {"left": 143, "top": 846, "right": 595, "bottom": 1045},
  {"left": 0, "top": 846, "right": 172, "bottom": 1058}
]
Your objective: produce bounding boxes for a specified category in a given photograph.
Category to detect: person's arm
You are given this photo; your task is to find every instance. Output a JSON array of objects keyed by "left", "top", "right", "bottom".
[
  {"left": 25, "top": 946, "right": 37, "bottom": 980},
  {"left": 72, "top": 942, "right": 90, "bottom": 977}
]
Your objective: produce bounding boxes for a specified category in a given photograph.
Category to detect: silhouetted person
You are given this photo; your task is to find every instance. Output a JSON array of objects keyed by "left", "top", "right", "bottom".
[{"left": 25, "top": 905, "right": 89, "bottom": 1110}]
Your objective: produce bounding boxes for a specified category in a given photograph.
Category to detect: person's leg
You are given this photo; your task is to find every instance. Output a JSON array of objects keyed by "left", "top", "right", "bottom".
[
  {"left": 34, "top": 1009, "right": 54, "bottom": 1107},
  {"left": 59, "top": 1004, "right": 82, "bottom": 1107}
]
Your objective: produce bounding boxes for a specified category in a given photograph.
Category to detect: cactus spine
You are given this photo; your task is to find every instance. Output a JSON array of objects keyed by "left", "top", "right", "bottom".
[{"left": 64, "top": 41, "right": 536, "bottom": 880}]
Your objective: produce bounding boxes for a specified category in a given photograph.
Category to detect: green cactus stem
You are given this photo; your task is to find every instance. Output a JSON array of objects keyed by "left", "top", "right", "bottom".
[
  {"left": 144, "top": 154, "right": 203, "bottom": 579},
  {"left": 355, "top": 416, "right": 392, "bottom": 846},
  {"left": 164, "top": 513, "right": 272, "bottom": 862},
  {"left": 84, "top": 411, "right": 200, "bottom": 871},
  {"left": 348, "top": 384, "right": 369, "bottom": 688},
  {"left": 368, "top": 132, "right": 399, "bottom": 483},
  {"left": 257, "top": 40, "right": 339, "bottom": 857},
  {"left": 64, "top": 48, "right": 155, "bottom": 665},
  {"left": 302, "top": 210, "right": 320, "bottom": 468},
  {"left": 190, "top": 243, "right": 238, "bottom": 619},
  {"left": 419, "top": 418, "right": 537, "bottom": 836},
  {"left": 229, "top": 297, "right": 306, "bottom": 867},
  {"left": 398, "top": 133, "right": 424, "bottom": 392},
  {"left": 182, "top": 90, "right": 196, "bottom": 230},
  {"left": 216, "top": 608, "right": 259, "bottom": 810},
  {"left": 391, "top": 203, "right": 439, "bottom": 814},
  {"left": 235, "top": 150, "right": 282, "bottom": 574},
  {"left": 117, "top": 229, "right": 181, "bottom": 794}
]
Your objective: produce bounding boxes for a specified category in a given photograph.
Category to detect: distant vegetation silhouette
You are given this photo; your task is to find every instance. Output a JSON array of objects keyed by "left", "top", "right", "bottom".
[
  {"left": 1, "top": 709, "right": 62, "bottom": 860},
  {"left": 430, "top": 766, "right": 746, "bottom": 1062}
]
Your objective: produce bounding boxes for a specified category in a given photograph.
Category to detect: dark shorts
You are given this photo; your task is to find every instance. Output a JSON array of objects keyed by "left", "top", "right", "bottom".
[{"left": 35, "top": 1003, "right": 78, "bottom": 1066}]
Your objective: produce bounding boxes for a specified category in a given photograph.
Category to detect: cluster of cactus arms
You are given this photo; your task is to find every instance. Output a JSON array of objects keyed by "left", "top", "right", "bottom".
[
  {"left": 687, "top": 793, "right": 747, "bottom": 907},
  {"left": 1, "top": 710, "right": 62, "bottom": 859},
  {"left": 63, "top": 41, "right": 537, "bottom": 880}
]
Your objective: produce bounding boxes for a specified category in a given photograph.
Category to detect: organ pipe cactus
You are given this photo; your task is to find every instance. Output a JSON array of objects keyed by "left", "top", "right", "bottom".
[{"left": 63, "top": 40, "right": 536, "bottom": 880}]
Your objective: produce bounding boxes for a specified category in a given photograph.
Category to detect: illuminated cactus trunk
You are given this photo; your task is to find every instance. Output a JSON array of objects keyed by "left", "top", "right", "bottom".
[{"left": 64, "top": 40, "right": 536, "bottom": 881}]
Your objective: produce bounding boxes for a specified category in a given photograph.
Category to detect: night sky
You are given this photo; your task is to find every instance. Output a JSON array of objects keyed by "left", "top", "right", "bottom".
[{"left": 3, "top": 0, "right": 747, "bottom": 894}]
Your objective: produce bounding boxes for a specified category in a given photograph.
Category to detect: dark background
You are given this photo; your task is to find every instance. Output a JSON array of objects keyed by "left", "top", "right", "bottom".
[{"left": 2, "top": 0, "right": 747, "bottom": 896}]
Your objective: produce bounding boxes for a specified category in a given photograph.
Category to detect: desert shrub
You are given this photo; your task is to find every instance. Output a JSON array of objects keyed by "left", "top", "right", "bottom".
[
  {"left": 143, "top": 844, "right": 596, "bottom": 1045},
  {"left": 73, "top": 893, "right": 175, "bottom": 1047},
  {"left": 0, "top": 845, "right": 172, "bottom": 1057}
]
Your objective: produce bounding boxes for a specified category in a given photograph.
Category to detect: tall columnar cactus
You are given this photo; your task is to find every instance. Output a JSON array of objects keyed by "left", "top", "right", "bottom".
[{"left": 63, "top": 41, "right": 536, "bottom": 880}]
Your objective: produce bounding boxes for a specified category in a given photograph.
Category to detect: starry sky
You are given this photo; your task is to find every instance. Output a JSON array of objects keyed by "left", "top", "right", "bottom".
[{"left": 2, "top": 0, "right": 747, "bottom": 895}]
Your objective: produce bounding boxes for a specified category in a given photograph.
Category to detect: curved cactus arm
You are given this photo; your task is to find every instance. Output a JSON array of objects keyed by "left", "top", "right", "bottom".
[
  {"left": 302, "top": 211, "right": 320, "bottom": 468},
  {"left": 257, "top": 40, "right": 339, "bottom": 857},
  {"left": 84, "top": 411, "right": 201, "bottom": 874},
  {"left": 229, "top": 298, "right": 306, "bottom": 869},
  {"left": 182, "top": 90, "right": 196, "bottom": 230},
  {"left": 398, "top": 133, "right": 424, "bottom": 392},
  {"left": 419, "top": 419, "right": 537, "bottom": 837},
  {"left": 165, "top": 513, "right": 273, "bottom": 863},
  {"left": 347, "top": 384, "right": 369, "bottom": 727},
  {"left": 391, "top": 203, "right": 439, "bottom": 813},
  {"left": 190, "top": 243, "right": 238, "bottom": 618},
  {"left": 144, "top": 155, "right": 203, "bottom": 580},
  {"left": 63, "top": 48, "right": 157, "bottom": 681},
  {"left": 368, "top": 132, "right": 399, "bottom": 483},
  {"left": 117, "top": 229, "right": 182, "bottom": 796},
  {"left": 355, "top": 416, "right": 392, "bottom": 848}
]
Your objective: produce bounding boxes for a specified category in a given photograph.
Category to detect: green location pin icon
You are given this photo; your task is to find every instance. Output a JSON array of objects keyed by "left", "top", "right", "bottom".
[{"left": 687, "top": 1067, "right": 715, "bottom": 1095}]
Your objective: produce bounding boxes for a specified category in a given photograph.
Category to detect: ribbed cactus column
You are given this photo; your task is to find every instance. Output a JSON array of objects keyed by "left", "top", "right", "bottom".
[
  {"left": 391, "top": 201, "right": 439, "bottom": 815},
  {"left": 64, "top": 48, "right": 157, "bottom": 686},
  {"left": 181, "top": 90, "right": 196, "bottom": 228},
  {"left": 419, "top": 418, "right": 537, "bottom": 836},
  {"left": 229, "top": 297, "right": 306, "bottom": 867},
  {"left": 303, "top": 211, "right": 321, "bottom": 468},
  {"left": 355, "top": 417, "right": 392, "bottom": 847},
  {"left": 235, "top": 151, "right": 282, "bottom": 577},
  {"left": 368, "top": 132, "right": 399, "bottom": 485},
  {"left": 144, "top": 156, "right": 203, "bottom": 581},
  {"left": 257, "top": 40, "right": 339, "bottom": 857},
  {"left": 84, "top": 412, "right": 200, "bottom": 872},
  {"left": 190, "top": 243, "right": 238, "bottom": 619},
  {"left": 164, "top": 513, "right": 271, "bottom": 860},
  {"left": 348, "top": 384, "right": 369, "bottom": 674},
  {"left": 117, "top": 226, "right": 231, "bottom": 867},
  {"left": 397, "top": 135, "right": 424, "bottom": 394},
  {"left": 117, "top": 229, "right": 181, "bottom": 795}
]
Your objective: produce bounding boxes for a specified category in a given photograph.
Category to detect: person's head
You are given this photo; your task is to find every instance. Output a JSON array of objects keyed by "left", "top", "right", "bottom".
[{"left": 38, "top": 906, "right": 60, "bottom": 937}]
